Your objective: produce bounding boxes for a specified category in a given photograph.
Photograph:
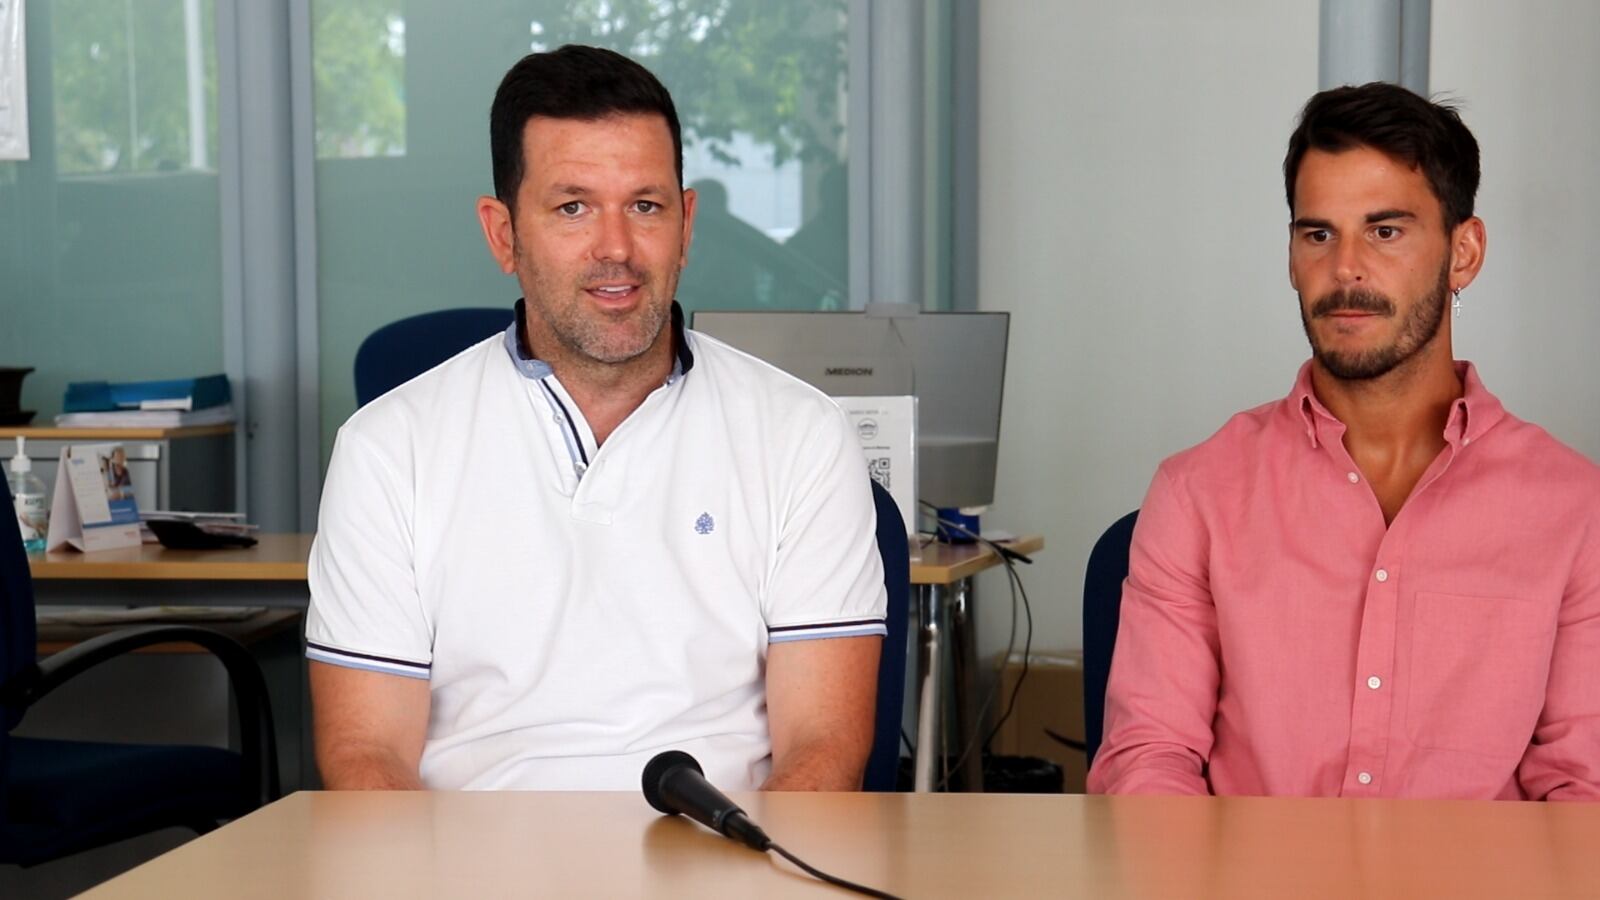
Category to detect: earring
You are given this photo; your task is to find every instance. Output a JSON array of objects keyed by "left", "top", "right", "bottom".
[{"left": 1452, "top": 287, "right": 1462, "bottom": 318}]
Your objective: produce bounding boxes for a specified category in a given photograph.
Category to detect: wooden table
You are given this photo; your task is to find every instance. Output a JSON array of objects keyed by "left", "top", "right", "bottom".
[
  {"left": 907, "top": 536, "right": 1045, "bottom": 793},
  {"left": 29, "top": 533, "right": 314, "bottom": 591},
  {"left": 82, "top": 791, "right": 1600, "bottom": 899},
  {"left": 28, "top": 535, "right": 316, "bottom": 790}
]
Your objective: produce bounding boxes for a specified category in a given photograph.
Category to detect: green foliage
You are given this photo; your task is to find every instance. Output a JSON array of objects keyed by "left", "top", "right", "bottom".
[
  {"left": 313, "top": 0, "right": 405, "bottom": 158},
  {"left": 526, "top": 0, "right": 847, "bottom": 167},
  {"left": 52, "top": 0, "right": 216, "bottom": 174}
]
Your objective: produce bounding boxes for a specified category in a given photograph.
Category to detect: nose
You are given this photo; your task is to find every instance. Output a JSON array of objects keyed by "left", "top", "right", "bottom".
[
  {"left": 591, "top": 208, "right": 633, "bottom": 264},
  {"left": 1332, "top": 237, "right": 1365, "bottom": 287}
]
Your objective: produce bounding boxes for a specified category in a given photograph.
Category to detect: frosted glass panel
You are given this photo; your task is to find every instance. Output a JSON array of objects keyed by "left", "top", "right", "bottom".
[
  {"left": 312, "top": 0, "right": 850, "bottom": 464},
  {"left": 0, "top": 0, "right": 222, "bottom": 421}
]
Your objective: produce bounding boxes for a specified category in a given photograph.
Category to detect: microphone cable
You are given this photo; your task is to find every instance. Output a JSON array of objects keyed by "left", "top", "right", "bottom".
[{"left": 764, "top": 841, "right": 903, "bottom": 900}]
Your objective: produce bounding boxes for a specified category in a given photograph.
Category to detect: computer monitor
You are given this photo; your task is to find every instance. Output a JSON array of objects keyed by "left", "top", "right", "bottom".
[{"left": 691, "top": 310, "right": 1010, "bottom": 510}]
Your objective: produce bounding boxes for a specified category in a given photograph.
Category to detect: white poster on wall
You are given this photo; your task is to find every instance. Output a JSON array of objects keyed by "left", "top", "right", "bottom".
[{"left": 0, "top": 0, "right": 27, "bottom": 161}]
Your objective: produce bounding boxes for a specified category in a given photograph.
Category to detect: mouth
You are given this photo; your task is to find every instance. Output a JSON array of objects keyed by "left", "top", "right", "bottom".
[{"left": 584, "top": 283, "right": 642, "bottom": 307}]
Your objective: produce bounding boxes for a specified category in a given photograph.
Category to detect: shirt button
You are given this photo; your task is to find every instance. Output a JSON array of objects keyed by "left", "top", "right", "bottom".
[
  {"left": 1375, "top": 569, "right": 1389, "bottom": 583},
  {"left": 1347, "top": 471, "right": 1360, "bottom": 483},
  {"left": 1463, "top": 437, "right": 1471, "bottom": 446},
  {"left": 552, "top": 413, "right": 563, "bottom": 425},
  {"left": 1357, "top": 772, "right": 1373, "bottom": 785},
  {"left": 1367, "top": 675, "right": 1382, "bottom": 690}
]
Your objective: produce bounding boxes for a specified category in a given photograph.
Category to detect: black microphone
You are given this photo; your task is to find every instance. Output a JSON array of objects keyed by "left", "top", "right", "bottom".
[
  {"left": 641, "top": 750, "right": 771, "bottom": 851},
  {"left": 640, "top": 751, "right": 903, "bottom": 899}
]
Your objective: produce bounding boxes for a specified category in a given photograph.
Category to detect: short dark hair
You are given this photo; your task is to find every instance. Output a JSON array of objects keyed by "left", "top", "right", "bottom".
[
  {"left": 490, "top": 45, "right": 683, "bottom": 211},
  {"left": 1284, "top": 82, "right": 1480, "bottom": 231}
]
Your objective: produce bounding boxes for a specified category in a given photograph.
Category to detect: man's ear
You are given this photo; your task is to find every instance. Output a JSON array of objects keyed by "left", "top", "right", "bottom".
[
  {"left": 476, "top": 195, "right": 517, "bottom": 274},
  {"left": 1449, "top": 216, "right": 1487, "bottom": 292},
  {"left": 678, "top": 186, "right": 698, "bottom": 270}
]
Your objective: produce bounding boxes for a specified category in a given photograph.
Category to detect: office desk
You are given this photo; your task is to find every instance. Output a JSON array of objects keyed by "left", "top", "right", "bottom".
[
  {"left": 29, "top": 535, "right": 315, "bottom": 789},
  {"left": 909, "top": 536, "right": 1044, "bottom": 793},
  {"left": 25, "top": 534, "right": 1027, "bottom": 795},
  {"left": 84, "top": 791, "right": 1600, "bottom": 899}
]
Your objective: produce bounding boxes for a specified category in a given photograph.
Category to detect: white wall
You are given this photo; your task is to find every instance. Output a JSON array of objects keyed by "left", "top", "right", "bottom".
[
  {"left": 974, "top": 1, "right": 1600, "bottom": 661},
  {"left": 1431, "top": 2, "right": 1600, "bottom": 455},
  {"left": 975, "top": 2, "right": 1319, "bottom": 654}
]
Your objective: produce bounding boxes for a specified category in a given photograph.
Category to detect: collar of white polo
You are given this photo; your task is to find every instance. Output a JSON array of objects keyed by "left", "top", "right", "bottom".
[{"left": 502, "top": 298, "right": 696, "bottom": 385}]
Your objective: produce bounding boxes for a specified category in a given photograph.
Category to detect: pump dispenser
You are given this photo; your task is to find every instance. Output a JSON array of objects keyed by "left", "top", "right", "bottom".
[{"left": 8, "top": 436, "right": 49, "bottom": 552}]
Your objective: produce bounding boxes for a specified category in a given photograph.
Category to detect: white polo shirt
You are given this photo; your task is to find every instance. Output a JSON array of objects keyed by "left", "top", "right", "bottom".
[{"left": 306, "top": 303, "right": 887, "bottom": 790}]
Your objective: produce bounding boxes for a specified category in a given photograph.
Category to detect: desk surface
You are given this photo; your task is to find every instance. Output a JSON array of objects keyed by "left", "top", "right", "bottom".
[
  {"left": 85, "top": 791, "right": 1600, "bottom": 899},
  {"left": 28, "top": 532, "right": 1034, "bottom": 587},
  {"left": 28, "top": 534, "right": 314, "bottom": 581},
  {"left": 910, "top": 535, "right": 1043, "bottom": 584},
  {"left": 0, "top": 423, "right": 235, "bottom": 441}
]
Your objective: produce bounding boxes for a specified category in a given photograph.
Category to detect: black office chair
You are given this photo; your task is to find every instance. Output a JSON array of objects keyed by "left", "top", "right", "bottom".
[
  {"left": 864, "top": 481, "right": 910, "bottom": 791},
  {"left": 353, "top": 307, "right": 513, "bottom": 407},
  {"left": 0, "top": 488, "right": 280, "bottom": 867},
  {"left": 1082, "top": 510, "right": 1138, "bottom": 769},
  {"left": 354, "top": 308, "right": 911, "bottom": 791}
]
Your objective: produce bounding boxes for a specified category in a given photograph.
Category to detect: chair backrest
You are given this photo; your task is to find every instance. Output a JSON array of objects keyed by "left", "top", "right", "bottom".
[
  {"left": 353, "top": 307, "right": 514, "bottom": 407},
  {"left": 1, "top": 484, "right": 39, "bottom": 821},
  {"left": 864, "top": 480, "right": 910, "bottom": 791},
  {"left": 1083, "top": 509, "right": 1138, "bottom": 768},
  {"left": 2, "top": 483, "right": 38, "bottom": 722}
]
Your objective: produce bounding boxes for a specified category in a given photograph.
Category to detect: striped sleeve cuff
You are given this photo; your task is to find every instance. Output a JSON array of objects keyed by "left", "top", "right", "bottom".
[
  {"left": 306, "top": 640, "right": 432, "bottom": 680},
  {"left": 768, "top": 617, "right": 888, "bottom": 643}
]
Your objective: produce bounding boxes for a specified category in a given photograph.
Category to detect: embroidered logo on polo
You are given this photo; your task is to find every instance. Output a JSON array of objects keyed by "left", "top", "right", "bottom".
[{"left": 694, "top": 512, "right": 715, "bottom": 535}]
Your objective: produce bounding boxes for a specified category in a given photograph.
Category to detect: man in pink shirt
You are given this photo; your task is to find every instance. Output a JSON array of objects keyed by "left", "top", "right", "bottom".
[{"left": 1089, "top": 82, "right": 1600, "bottom": 800}]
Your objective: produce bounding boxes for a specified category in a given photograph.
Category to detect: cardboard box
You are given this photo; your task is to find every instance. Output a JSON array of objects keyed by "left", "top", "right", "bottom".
[{"left": 990, "top": 651, "right": 1087, "bottom": 793}]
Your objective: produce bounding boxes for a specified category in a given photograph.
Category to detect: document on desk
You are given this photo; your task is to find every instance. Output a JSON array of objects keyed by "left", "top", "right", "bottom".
[
  {"left": 836, "top": 395, "right": 917, "bottom": 537},
  {"left": 0, "top": 0, "right": 27, "bottom": 161},
  {"left": 45, "top": 443, "right": 143, "bottom": 552}
]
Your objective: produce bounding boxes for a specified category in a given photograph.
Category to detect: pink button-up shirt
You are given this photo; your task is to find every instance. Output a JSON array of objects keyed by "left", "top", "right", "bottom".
[{"left": 1089, "top": 361, "right": 1600, "bottom": 800}]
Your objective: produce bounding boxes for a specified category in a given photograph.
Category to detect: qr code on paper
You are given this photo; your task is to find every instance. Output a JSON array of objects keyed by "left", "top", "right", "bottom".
[{"left": 867, "top": 456, "right": 891, "bottom": 491}]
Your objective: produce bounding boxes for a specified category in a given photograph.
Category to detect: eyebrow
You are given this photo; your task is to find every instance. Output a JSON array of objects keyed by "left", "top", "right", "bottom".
[
  {"left": 544, "top": 184, "right": 675, "bottom": 201},
  {"left": 1291, "top": 209, "right": 1418, "bottom": 231}
]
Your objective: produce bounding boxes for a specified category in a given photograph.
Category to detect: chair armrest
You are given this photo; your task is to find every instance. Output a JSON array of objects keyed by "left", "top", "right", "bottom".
[{"left": 19, "top": 624, "right": 281, "bottom": 808}]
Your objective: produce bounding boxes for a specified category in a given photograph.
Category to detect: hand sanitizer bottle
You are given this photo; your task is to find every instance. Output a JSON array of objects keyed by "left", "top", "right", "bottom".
[{"left": 9, "top": 436, "right": 49, "bottom": 552}]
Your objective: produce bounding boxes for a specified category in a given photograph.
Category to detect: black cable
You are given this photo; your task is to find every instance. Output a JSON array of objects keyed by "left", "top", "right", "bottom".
[
  {"left": 915, "top": 504, "right": 1035, "bottom": 789},
  {"left": 982, "top": 561, "right": 1034, "bottom": 754},
  {"left": 768, "top": 842, "right": 904, "bottom": 900},
  {"left": 934, "top": 535, "right": 1019, "bottom": 790}
]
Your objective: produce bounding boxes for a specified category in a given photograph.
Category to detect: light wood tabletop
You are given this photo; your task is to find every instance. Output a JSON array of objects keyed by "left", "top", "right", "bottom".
[
  {"left": 26, "top": 533, "right": 1018, "bottom": 586},
  {"left": 0, "top": 423, "right": 236, "bottom": 440},
  {"left": 909, "top": 535, "right": 1042, "bottom": 584},
  {"left": 28, "top": 533, "right": 314, "bottom": 581},
  {"left": 81, "top": 790, "right": 1600, "bottom": 899}
]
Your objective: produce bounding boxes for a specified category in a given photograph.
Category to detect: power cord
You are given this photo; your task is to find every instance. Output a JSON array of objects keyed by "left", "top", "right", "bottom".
[{"left": 915, "top": 502, "right": 1036, "bottom": 790}]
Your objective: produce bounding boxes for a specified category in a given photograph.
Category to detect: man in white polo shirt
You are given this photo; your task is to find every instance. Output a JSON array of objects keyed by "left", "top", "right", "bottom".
[{"left": 304, "top": 45, "right": 887, "bottom": 792}]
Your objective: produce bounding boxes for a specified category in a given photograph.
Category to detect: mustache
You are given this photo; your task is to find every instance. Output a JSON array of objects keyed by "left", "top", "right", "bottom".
[
  {"left": 1311, "top": 288, "right": 1395, "bottom": 318},
  {"left": 583, "top": 262, "right": 648, "bottom": 285}
]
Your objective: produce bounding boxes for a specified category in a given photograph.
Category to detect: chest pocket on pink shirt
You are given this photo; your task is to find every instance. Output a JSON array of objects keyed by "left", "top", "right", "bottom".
[{"left": 1406, "top": 591, "right": 1555, "bottom": 758}]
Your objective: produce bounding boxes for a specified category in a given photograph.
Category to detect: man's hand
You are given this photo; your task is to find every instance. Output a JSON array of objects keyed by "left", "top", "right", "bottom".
[
  {"left": 310, "top": 661, "right": 431, "bottom": 790},
  {"left": 762, "top": 635, "right": 881, "bottom": 791}
]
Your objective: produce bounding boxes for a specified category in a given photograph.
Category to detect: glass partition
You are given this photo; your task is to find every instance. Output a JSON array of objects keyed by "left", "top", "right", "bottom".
[
  {"left": 0, "top": 0, "right": 221, "bottom": 421},
  {"left": 310, "top": 0, "right": 851, "bottom": 464}
]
